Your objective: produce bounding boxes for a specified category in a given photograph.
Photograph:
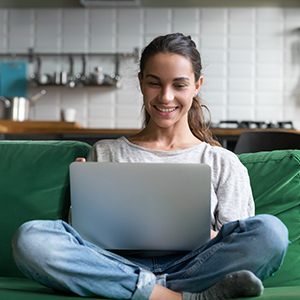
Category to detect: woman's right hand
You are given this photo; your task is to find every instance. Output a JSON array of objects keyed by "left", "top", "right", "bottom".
[{"left": 75, "top": 157, "right": 86, "bottom": 162}]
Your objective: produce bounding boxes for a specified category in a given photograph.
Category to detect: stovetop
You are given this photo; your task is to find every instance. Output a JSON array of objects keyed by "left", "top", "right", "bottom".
[{"left": 210, "top": 120, "right": 294, "bottom": 130}]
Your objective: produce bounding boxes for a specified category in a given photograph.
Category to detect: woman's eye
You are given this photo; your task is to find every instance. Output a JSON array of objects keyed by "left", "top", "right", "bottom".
[
  {"left": 175, "top": 84, "right": 186, "bottom": 88},
  {"left": 149, "top": 82, "right": 160, "bottom": 86}
]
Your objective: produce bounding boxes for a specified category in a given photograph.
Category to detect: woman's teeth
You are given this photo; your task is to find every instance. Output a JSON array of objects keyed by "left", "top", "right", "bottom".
[{"left": 156, "top": 107, "right": 176, "bottom": 113}]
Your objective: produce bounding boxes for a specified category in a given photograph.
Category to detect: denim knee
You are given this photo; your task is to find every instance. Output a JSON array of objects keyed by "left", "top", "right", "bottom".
[
  {"left": 245, "top": 214, "right": 289, "bottom": 279},
  {"left": 250, "top": 214, "right": 289, "bottom": 252},
  {"left": 12, "top": 220, "right": 59, "bottom": 273}
]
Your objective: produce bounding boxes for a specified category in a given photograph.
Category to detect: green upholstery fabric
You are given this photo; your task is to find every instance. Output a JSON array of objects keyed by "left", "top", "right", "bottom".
[
  {"left": 0, "top": 140, "right": 91, "bottom": 278},
  {"left": 238, "top": 150, "right": 300, "bottom": 287},
  {"left": 0, "top": 143, "right": 300, "bottom": 299},
  {"left": 1, "top": 277, "right": 300, "bottom": 300}
]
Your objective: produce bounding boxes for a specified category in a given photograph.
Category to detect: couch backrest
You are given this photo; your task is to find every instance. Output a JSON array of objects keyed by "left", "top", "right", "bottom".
[
  {"left": 0, "top": 140, "right": 91, "bottom": 278},
  {"left": 239, "top": 149, "right": 300, "bottom": 287}
]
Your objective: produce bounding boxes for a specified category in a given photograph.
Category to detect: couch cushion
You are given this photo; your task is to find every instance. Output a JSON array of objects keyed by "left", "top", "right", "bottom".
[
  {"left": 238, "top": 150, "right": 300, "bottom": 287},
  {"left": 0, "top": 140, "right": 91, "bottom": 278},
  {"left": 1, "top": 277, "right": 300, "bottom": 300}
]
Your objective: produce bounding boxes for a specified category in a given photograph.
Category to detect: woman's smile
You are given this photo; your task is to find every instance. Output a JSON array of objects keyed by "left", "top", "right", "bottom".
[{"left": 154, "top": 106, "right": 178, "bottom": 114}]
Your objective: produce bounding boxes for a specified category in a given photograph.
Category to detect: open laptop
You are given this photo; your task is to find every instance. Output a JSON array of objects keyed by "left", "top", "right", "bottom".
[{"left": 69, "top": 162, "right": 211, "bottom": 251}]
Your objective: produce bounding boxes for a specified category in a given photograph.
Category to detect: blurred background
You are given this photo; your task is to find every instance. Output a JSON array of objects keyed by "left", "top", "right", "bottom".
[{"left": 0, "top": 0, "right": 299, "bottom": 131}]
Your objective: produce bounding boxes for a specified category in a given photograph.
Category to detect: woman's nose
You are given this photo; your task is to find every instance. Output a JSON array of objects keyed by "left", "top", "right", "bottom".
[{"left": 160, "top": 86, "right": 174, "bottom": 102}]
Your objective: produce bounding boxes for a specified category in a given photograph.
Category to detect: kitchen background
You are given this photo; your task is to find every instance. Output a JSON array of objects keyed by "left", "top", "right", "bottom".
[{"left": 0, "top": 3, "right": 300, "bottom": 129}]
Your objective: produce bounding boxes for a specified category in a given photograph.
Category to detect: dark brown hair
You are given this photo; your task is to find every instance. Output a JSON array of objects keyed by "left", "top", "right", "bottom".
[{"left": 140, "top": 33, "right": 220, "bottom": 147}]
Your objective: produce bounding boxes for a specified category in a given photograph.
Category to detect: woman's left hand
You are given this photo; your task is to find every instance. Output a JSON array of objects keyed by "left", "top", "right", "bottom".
[
  {"left": 211, "top": 229, "right": 218, "bottom": 239},
  {"left": 75, "top": 157, "right": 86, "bottom": 162}
]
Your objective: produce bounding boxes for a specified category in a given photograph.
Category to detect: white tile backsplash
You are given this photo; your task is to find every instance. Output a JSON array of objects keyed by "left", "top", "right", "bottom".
[
  {"left": 90, "top": 9, "right": 116, "bottom": 52},
  {"left": 256, "top": 50, "right": 283, "bottom": 63},
  {"left": 229, "top": 37, "right": 254, "bottom": 49},
  {"left": 228, "top": 51, "right": 254, "bottom": 63},
  {"left": 228, "top": 92, "right": 254, "bottom": 105},
  {"left": 228, "top": 8, "right": 255, "bottom": 21},
  {"left": 256, "top": 22, "right": 283, "bottom": 36},
  {"left": 200, "top": 36, "right": 226, "bottom": 49},
  {"left": 206, "top": 105, "right": 226, "bottom": 120},
  {"left": 202, "top": 92, "right": 226, "bottom": 106},
  {"left": 228, "top": 65, "right": 254, "bottom": 77},
  {"left": 0, "top": 10, "right": 7, "bottom": 53},
  {"left": 256, "top": 92, "right": 282, "bottom": 105},
  {"left": 256, "top": 8, "right": 283, "bottom": 22},
  {"left": 256, "top": 64, "right": 282, "bottom": 78},
  {"left": 117, "top": 9, "right": 142, "bottom": 35},
  {"left": 256, "top": 79, "right": 282, "bottom": 92},
  {"left": 201, "top": 22, "right": 227, "bottom": 35},
  {"left": 145, "top": 8, "right": 171, "bottom": 35},
  {"left": 1, "top": 7, "right": 299, "bottom": 129},
  {"left": 88, "top": 119, "right": 114, "bottom": 129},
  {"left": 202, "top": 63, "right": 226, "bottom": 77},
  {"left": 255, "top": 106, "right": 282, "bottom": 120},
  {"left": 284, "top": 8, "right": 300, "bottom": 30},
  {"left": 228, "top": 79, "right": 255, "bottom": 91},
  {"left": 8, "top": 9, "right": 34, "bottom": 52},
  {"left": 228, "top": 22, "right": 254, "bottom": 35},
  {"left": 173, "top": 9, "right": 199, "bottom": 35},
  {"left": 201, "top": 8, "right": 226, "bottom": 22},
  {"left": 202, "top": 78, "right": 227, "bottom": 91},
  {"left": 89, "top": 105, "right": 114, "bottom": 119},
  {"left": 227, "top": 106, "right": 255, "bottom": 120}
]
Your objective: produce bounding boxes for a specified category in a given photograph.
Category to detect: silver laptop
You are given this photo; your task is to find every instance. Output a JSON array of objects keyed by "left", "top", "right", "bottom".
[{"left": 70, "top": 162, "right": 211, "bottom": 251}]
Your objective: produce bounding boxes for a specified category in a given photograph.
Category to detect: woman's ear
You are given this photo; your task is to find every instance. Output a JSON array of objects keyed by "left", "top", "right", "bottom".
[
  {"left": 194, "top": 76, "right": 203, "bottom": 96},
  {"left": 138, "top": 72, "right": 143, "bottom": 94}
]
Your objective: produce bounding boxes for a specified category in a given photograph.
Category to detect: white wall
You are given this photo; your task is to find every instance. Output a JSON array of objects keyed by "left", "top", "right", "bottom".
[{"left": 1, "top": 7, "right": 300, "bottom": 129}]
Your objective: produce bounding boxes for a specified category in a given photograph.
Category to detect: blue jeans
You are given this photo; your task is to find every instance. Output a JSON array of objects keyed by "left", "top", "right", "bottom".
[{"left": 12, "top": 214, "right": 288, "bottom": 300}]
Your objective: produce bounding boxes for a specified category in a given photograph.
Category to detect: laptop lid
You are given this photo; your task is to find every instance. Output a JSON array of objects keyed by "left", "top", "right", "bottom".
[{"left": 70, "top": 162, "right": 211, "bottom": 251}]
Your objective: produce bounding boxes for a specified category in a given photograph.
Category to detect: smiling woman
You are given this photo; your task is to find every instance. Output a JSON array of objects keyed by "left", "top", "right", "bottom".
[{"left": 12, "top": 33, "right": 289, "bottom": 300}]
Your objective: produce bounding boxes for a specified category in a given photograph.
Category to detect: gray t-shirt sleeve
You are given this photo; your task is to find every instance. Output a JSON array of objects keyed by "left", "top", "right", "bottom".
[{"left": 211, "top": 152, "right": 254, "bottom": 230}]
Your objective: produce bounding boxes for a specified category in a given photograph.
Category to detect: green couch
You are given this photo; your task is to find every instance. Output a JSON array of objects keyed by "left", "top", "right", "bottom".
[{"left": 1, "top": 140, "right": 300, "bottom": 299}]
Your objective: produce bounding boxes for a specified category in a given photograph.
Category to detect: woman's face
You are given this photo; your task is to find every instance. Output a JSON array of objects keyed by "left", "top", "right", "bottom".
[{"left": 139, "top": 52, "right": 203, "bottom": 130}]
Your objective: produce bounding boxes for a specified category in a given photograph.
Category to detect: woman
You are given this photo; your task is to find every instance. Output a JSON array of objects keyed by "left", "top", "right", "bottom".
[{"left": 12, "top": 33, "right": 288, "bottom": 300}]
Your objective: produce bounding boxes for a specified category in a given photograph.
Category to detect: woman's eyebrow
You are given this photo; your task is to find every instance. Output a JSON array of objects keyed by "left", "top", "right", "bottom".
[
  {"left": 145, "top": 74, "right": 160, "bottom": 80},
  {"left": 173, "top": 77, "right": 190, "bottom": 82},
  {"left": 145, "top": 74, "right": 190, "bottom": 82}
]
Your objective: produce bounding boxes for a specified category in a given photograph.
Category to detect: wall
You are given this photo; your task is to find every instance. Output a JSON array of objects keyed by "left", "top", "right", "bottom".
[{"left": 1, "top": 7, "right": 300, "bottom": 129}]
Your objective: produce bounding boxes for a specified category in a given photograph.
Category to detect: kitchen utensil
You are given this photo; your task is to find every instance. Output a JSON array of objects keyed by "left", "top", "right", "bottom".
[
  {"left": 60, "top": 71, "right": 68, "bottom": 85},
  {"left": 75, "top": 55, "right": 87, "bottom": 86},
  {"left": 0, "top": 90, "right": 46, "bottom": 121},
  {"left": 54, "top": 71, "right": 61, "bottom": 85},
  {"left": 28, "top": 56, "right": 41, "bottom": 87},
  {"left": 38, "top": 73, "right": 52, "bottom": 85},
  {"left": 67, "top": 56, "right": 76, "bottom": 88},
  {"left": 0, "top": 62, "right": 27, "bottom": 97}
]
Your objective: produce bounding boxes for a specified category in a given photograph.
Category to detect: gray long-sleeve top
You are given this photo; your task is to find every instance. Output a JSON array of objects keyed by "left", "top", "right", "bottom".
[{"left": 88, "top": 137, "right": 255, "bottom": 232}]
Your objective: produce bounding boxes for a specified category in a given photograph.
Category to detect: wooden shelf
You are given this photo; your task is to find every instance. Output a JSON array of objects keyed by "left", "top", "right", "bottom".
[
  {"left": 0, "top": 124, "right": 8, "bottom": 133},
  {"left": 1, "top": 121, "right": 299, "bottom": 136},
  {"left": 210, "top": 128, "right": 300, "bottom": 136}
]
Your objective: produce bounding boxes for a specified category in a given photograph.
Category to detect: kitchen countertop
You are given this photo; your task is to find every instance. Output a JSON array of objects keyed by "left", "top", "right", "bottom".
[{"left": 0, "top": 120, "right": 300, "bottom": 136}]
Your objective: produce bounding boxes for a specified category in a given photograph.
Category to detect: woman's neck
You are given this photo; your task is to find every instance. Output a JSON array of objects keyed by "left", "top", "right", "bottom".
[{"left": 127, "top": 121, "right": 202, "bottom": 151}]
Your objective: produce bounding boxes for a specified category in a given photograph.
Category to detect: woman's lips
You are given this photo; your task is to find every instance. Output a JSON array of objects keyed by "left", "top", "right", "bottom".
[{"left": 154, "top": 106, "right": 177, "bottom": 113}]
